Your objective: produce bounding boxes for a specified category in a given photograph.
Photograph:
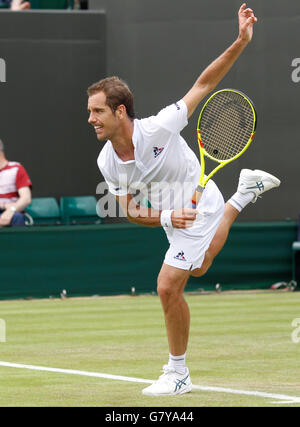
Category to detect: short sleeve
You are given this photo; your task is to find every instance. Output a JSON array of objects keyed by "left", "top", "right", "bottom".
[
  {"left": 16, "top": 165, "right": 32, "bottom": 189},
  {"left": 151, "top": 99, "right": 188, "bottom": 134}
]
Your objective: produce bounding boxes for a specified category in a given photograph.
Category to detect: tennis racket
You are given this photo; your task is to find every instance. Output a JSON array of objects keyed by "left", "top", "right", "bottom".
[{"left": 191, "top": 88, "right": 257, "bottom": 208}]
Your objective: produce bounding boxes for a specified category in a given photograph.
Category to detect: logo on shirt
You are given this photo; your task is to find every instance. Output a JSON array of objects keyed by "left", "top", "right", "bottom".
[
  {"left": 153, "top": 146, "right": 164, "bottom": 158},
  {"left": 174, "top": 251, "right": 186, "bottom": 261},
  {"left": 174, "top": 102, "right": 181, "bottom": 110}
]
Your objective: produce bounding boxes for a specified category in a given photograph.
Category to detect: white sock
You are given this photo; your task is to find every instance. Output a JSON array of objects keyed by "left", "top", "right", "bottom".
[
  {"left": 168, "top": 353, "right": 187, "bottom": 375},
  {"left": 228, "top": 191, "right": 255, "bottom": 212}
]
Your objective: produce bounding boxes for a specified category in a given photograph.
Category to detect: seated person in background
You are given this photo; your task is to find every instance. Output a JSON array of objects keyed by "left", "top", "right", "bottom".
[
  {"left": 1, "top": 0, "right": 87, "bottom": 10},
  {"left": 74, "top": 0, "right": 88, "bottom": 9},
  {"left": 10, "top": 0, "right": 30, "bottom": 10},
  {"left": 0, "top": 0, "right": 30, "bottom": 10},
  {"left": 0, "top": 139, "right": 32, "bottom": 227}
]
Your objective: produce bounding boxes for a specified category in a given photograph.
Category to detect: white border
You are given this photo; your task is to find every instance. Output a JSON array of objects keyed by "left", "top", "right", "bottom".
[{"left": 0, "top": 361, "right": 300, "bottom": 404}]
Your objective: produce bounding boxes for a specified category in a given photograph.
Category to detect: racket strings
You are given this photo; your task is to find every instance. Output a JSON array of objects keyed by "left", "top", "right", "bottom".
[
  {"left": 199, "top": 91, "right": 254, "bottom": 161},
  {"left": 205, "top": 100, "right": 252, "bottom": 158}
]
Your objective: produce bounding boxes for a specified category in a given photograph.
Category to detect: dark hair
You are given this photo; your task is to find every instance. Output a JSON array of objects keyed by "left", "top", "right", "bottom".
[{"left": 87, "top": 76, "right": 135, "bottom": 120}]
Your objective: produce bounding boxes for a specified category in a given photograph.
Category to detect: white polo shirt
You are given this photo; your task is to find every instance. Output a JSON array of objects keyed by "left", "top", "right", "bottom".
[{"left": 97, "top": 100, "right": 200, "bottom": 210}]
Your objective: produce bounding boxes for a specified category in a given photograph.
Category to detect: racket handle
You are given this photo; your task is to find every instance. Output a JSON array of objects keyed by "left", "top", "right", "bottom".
[{"left": 191, "top": 186, "right": 204, "bottom": 208}]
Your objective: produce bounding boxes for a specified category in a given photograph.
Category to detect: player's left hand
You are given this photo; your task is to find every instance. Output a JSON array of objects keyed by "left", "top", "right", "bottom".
[
  {"left": 238, "top": 3, "right": 257, "bottom": 43},
  {"left": 171, "top": 208, "right": 199, "bottom": 229}
]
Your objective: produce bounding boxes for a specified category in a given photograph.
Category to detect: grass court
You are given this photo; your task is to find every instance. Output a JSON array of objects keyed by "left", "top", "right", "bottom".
[{"left": 0, "top": 291, "right": 300, "bottom": 407}]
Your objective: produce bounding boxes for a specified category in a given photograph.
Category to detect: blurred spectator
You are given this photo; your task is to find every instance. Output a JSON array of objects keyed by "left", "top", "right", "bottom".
[
  {"left": 0, "top": 0, "right": 30, "bottom": 9},
  {"left": 0, "top": 139, "right": 32, "bottom": 227},
  {"left": 11, "top": 0, "right": 30, "bottom": 9},
  {"left": 75, "top": 0, "right": 88, "bottom": 9},
  {"left": 11, "top": 0, "right": 31, "bottom": 9},
  {"left": 0, "top": 0, "right": 88, "bottom": 9}
]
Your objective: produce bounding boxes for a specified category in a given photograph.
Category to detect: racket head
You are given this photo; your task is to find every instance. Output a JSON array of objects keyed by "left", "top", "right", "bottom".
[{"left": 197, "top": 89, "right": 257, "bottom": 163}]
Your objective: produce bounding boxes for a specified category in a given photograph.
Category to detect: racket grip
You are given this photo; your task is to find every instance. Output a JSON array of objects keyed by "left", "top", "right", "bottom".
[{"left": 191, "top": 186, "right": 204, "bottom": 208}]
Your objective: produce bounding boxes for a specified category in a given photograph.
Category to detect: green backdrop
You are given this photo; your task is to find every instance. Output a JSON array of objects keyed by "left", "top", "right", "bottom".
[{"left": 0, "top": 221, "right": 297, "bottom": 300}]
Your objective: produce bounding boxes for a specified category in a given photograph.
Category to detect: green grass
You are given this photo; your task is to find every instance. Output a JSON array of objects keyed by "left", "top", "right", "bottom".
[{"left": 0, "top": 291, "right": 300, "bottom": 406}]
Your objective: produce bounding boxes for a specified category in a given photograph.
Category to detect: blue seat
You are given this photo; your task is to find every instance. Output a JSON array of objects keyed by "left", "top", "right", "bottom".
[
  {"left": 25, "top": 197, "right": 61, "bottom": 225},
  {"left": 60, "top": 196, "right": 103, "bottom": 225},
  {"left": 29, "top": 0, "right": 74, "bottom": 9}
]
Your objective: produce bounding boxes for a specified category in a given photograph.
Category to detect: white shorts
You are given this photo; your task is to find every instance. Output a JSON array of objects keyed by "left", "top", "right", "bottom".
[{"left": 163, "top": 180, "right": 225, "bottom": 271}]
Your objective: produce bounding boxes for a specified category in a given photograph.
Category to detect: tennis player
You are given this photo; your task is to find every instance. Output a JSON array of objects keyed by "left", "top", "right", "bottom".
[{"left": 88, "top": 4, "right": 280, "bottom": 396}]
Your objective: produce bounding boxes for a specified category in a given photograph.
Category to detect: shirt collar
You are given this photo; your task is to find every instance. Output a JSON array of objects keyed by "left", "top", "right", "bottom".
[{"left": 110, "top": 120, "right": 146, "bottom": 172}]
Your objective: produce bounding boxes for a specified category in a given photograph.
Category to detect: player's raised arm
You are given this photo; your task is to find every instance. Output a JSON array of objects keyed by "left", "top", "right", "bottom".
[{"left": 183, "top": 3, "right": 257, "bottom": 118}]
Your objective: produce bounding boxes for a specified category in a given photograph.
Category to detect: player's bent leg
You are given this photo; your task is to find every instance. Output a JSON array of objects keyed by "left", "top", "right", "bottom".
[
  {"left": 191, "top": 203, "right": 239, "bottom": 278},
  {"left": 229, "top": 169, "right": 281, "bottom": 211},
  {"left": 191, "top": 169, "right": 281, "bottom": 278}
]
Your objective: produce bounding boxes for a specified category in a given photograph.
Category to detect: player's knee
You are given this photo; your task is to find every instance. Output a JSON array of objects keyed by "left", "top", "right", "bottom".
[
  {"left": 157, "top": 282, "right": 172, "bottom": 304},
  {"left": 157, "top": 271, "right": 183, "bottom": 302},
  {"left": 157, "top": 278, "right": 175, "bottom": 301}
]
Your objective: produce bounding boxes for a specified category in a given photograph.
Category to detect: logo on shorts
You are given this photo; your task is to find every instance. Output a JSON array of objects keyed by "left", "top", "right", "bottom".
[
  {"left": 174, "top": 102, "right": 181, "bottom": 110},
  {"left": 174, "top": 251, "right": 186, "bottom": 261},
  {"left": 153, "top": 146, "right": 164, "bottom": 158}
]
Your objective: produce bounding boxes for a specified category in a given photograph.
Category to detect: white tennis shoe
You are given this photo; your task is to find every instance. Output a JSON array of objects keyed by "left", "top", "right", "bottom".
[
  {"left": 142, "top": 365, "right": 192, "bottom": 396},
  {"left": 237, "top": 169, "right": 281, "bottom": 202}
]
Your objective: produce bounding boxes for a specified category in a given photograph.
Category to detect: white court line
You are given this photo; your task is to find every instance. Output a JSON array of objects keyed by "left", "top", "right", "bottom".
[{"left": 0, "top": 361, "right": 300, "bottom": 405}]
